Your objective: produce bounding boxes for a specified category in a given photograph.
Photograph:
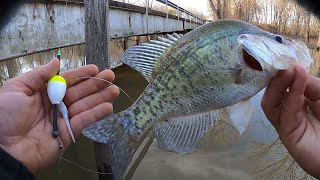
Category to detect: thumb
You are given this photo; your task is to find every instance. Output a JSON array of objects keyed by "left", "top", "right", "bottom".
[{"left": 16, "top": 58, "right": 60, "bottom": 93}]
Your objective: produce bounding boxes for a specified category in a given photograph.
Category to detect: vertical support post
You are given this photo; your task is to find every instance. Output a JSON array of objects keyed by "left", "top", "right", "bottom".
[
  {"left": 145, "top": 0, "right": 150, "bottom": 40},
  {"left": 184, "top": 15, "right": 186, "bottom": 30},
  {"left": 165, "top": 0, "right": 168, "bottom": 31},
  {"left": 85, "top": 0, "right": 113, "bottom": 180},
  {"left": 136, "top": 36, "right": 141, "bottom": 45},
  {"left": 177, "top": 7, "right": 179, "bottom": 30},
  {"left": 85, "top": 0, "right": 110, "bottom": 69},
  {"left": 124, "top": 38, "right": 129, "bottom": 51},
  {"left": 177, "top": 7, "right": 179, "bottom": 21}
]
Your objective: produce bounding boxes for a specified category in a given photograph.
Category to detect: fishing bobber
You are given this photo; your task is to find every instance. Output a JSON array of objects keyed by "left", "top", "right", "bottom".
[{"left": 47, "top": 75, "right": 67, "bottom": 104}]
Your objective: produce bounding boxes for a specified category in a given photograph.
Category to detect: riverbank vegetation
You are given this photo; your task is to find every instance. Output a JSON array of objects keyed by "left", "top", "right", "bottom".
[{"left": 208, "top": 0, "right": 320, "bottom": 48}]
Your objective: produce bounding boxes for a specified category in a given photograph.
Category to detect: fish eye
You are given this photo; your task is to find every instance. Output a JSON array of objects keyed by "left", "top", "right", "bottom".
[{"left": 275, "top": 36, "right": 283, "bottom": 44}]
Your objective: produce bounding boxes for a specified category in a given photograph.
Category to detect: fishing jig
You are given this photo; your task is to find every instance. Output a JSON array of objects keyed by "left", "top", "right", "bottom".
[{"left": 47, "top": 49, "right": 76, "bottom": 143}]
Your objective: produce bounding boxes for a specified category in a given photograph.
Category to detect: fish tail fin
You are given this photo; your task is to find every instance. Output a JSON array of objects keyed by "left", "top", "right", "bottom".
[{"left": 82, "top": 111, "right": 141, "bottom": 180}]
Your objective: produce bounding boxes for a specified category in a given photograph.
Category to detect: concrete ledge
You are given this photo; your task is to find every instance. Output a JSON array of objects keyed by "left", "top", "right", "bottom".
[{"left": 0, "top": 1, "right": 204, "bottom": 61}]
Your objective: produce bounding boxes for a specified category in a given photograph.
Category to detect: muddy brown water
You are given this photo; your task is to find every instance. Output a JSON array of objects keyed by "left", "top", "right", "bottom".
[{"left": 0, "top": 47, "right": 320, "bottom": 180}]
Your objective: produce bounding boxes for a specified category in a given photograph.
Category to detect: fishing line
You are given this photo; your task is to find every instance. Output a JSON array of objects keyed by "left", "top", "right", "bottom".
[
  {"left": 55, "top": 77, "right": 134, "bottom": 175},
  {"left": 58, "top": 156, "right": 112, "bottom": 175},
  {"left": 71, "top": 76, "right": 135, "bottom": 104}
]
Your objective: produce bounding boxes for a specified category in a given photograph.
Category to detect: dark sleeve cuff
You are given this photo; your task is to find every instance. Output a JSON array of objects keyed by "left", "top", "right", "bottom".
[{"left": 0, "top": 147, "right": 35, "bottom": 180}]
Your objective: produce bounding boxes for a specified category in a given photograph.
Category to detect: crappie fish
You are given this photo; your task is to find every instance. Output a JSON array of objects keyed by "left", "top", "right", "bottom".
[{"left": 83, "top": 20, "right": 313, "bottom": 180}]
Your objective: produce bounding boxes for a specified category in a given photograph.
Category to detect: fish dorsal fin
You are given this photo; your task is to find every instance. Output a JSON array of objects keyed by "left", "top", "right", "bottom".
[
  {"left": 121, "top": 34, "right": 183, "bottom": 82},
  {"left": 154, "top": 110, "right": 220, "bottom": 153},
  {"left": 229, "top": 98, "right": 255, "bottom": 135}
]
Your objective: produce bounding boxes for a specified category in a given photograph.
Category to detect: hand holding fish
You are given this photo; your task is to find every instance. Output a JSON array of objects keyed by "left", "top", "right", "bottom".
[
  {"left": 0, "top": 58, "right": 119, "bottom": 175},
  {"left": 262, "top": 65, "right": 320, "bottom": 179}
]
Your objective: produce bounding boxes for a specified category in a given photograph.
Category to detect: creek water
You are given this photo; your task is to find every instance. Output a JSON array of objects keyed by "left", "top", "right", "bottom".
[{"left": 0, "top": 45, "right": 319, "bottom": 180}]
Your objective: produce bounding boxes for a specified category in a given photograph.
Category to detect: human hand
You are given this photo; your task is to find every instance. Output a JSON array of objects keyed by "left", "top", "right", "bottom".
[
  {"left": 0, "top": 58, "right": 119, "bottom": 174},
  {"left": 262, "top": 65, "right": 320, "bottom": 178}
]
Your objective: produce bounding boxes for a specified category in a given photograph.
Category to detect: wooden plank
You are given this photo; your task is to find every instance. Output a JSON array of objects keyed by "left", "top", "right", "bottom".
[
  {"left": 85, "top": 0, "right": 110, "bottom": 69},
  {"left": 94, "top": 143, "right": 114, "bottom": 180},
  {"left": 85, "top": 0, "right": 113, "bottom": 179}
]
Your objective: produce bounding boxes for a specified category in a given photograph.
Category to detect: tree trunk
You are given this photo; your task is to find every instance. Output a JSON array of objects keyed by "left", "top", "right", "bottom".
[
  {"left": 216, "top": 0, "right": 222, "bottom": 19},
  {"left": 208, "top": 0, "right": 221, "bottom": 19},
  {"left": 317, "top": 31, "right": 320, "bottom": 50},
  {"left": 305, "top": 13, "right": 311, "bottom": 43},
  {"left": 223, "top": 0, "right": 229, "bottom": 19}
]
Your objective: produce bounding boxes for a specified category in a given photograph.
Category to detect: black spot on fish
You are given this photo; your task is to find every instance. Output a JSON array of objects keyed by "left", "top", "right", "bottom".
[
  {"left": 133, "top": 108, "right": 139, "bottom": 115},
  {"left": 158, "top": 103, "right": 164, "bottom": 109},
  {"left": 142, "top": 109, "right": 147, "bottom": 115},
  {"left": 148, "top": 118, "right": 154, "bottom": 124},
  {"left": 153, "top": 105, "right": 159, "bottom": 110},
  {"left": 172, "top": 96, "right": 178, "bottom": 101},
  {"left": 182, "top": 85, "right": 188, "bottom": 92},
  {"left": 172, "top": 85, "right": 177, "bottom": 90},
  {"left": 134, "top": 122, "right": 140, "bottom": 129},
  {"left": 162, "top": 94, "right": 168, "bottom": 99},
  {"left": 144, "top": 100, "right": 151, "bottom": 106},
  {"left": 150, "top": 111, "right": 157, "bottom": 117}
]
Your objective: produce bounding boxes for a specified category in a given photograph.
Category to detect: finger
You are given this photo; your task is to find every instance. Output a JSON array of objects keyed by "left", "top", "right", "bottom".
[
  {"left": 68, "top": 85, "right": 120, "bottom": 117},
  {"left": 261, "top": 69, "right": 295, "bottom": 128},
  {"left": 280, "top": 65, "right": 307, "bottom": 136},
  {"left": 14, "top": 58, "right": 60, "bottom": 95},
  {"left": 64, "top": 69, "right": 115, "bottom": 106},
  {"left": 305, "top": 100, "right": 320, "bottom": 129},
  {"left": 304, "top": 75, "right": 320, "bottom": 120},
  {"left": 262, "top": 69, "right": 295, "bottom": 109},
  {"left": 305, "top": 75, "right": 320, "bottom": 101},
  {"left": 60, "top": 64, "right": 99, "bottom": 86},
  {"left": 70, "top": 102, "right": 113, "bottom": 137}
]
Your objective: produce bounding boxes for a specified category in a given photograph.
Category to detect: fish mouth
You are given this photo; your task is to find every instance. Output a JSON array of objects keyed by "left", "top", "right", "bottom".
[{"left": 242, "top": 49, "right": 263, "bottom": 71}]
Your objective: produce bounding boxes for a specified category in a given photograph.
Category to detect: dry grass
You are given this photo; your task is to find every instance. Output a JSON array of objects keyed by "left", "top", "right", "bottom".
[
  {"left": 248, "top": 139, "right": 315, "bottom": 180},
  {"left": 200, "top": 108, "right": 240, "bottom": 145}
]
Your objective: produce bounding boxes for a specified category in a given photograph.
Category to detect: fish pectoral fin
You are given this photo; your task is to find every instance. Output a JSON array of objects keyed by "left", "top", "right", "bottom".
[
  {"left": 229, "top": 98, "right": 255, "bottom": 135},
  {"left": 154, "top": 110, "right": 220, "bottom": 154}
]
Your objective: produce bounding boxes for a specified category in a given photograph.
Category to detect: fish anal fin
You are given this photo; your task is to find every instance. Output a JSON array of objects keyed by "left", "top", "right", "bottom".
[
  {"left": 230, "top": 98, "right": 255, "bottom": 135},
  {"left": 154, "top": 110, "right": 220, "bottom": 154}
]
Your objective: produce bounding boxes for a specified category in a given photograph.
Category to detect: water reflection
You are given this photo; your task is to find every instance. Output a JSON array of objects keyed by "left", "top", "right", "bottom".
[
  {"left": 0, "top": 45, "right": 320, "bottom": 180},
  {"left": 0, "top": 36, "right": 147, "bottom": 85},
  {"left": 0, "top": 44, "right": 86, "bottom": 85}
]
